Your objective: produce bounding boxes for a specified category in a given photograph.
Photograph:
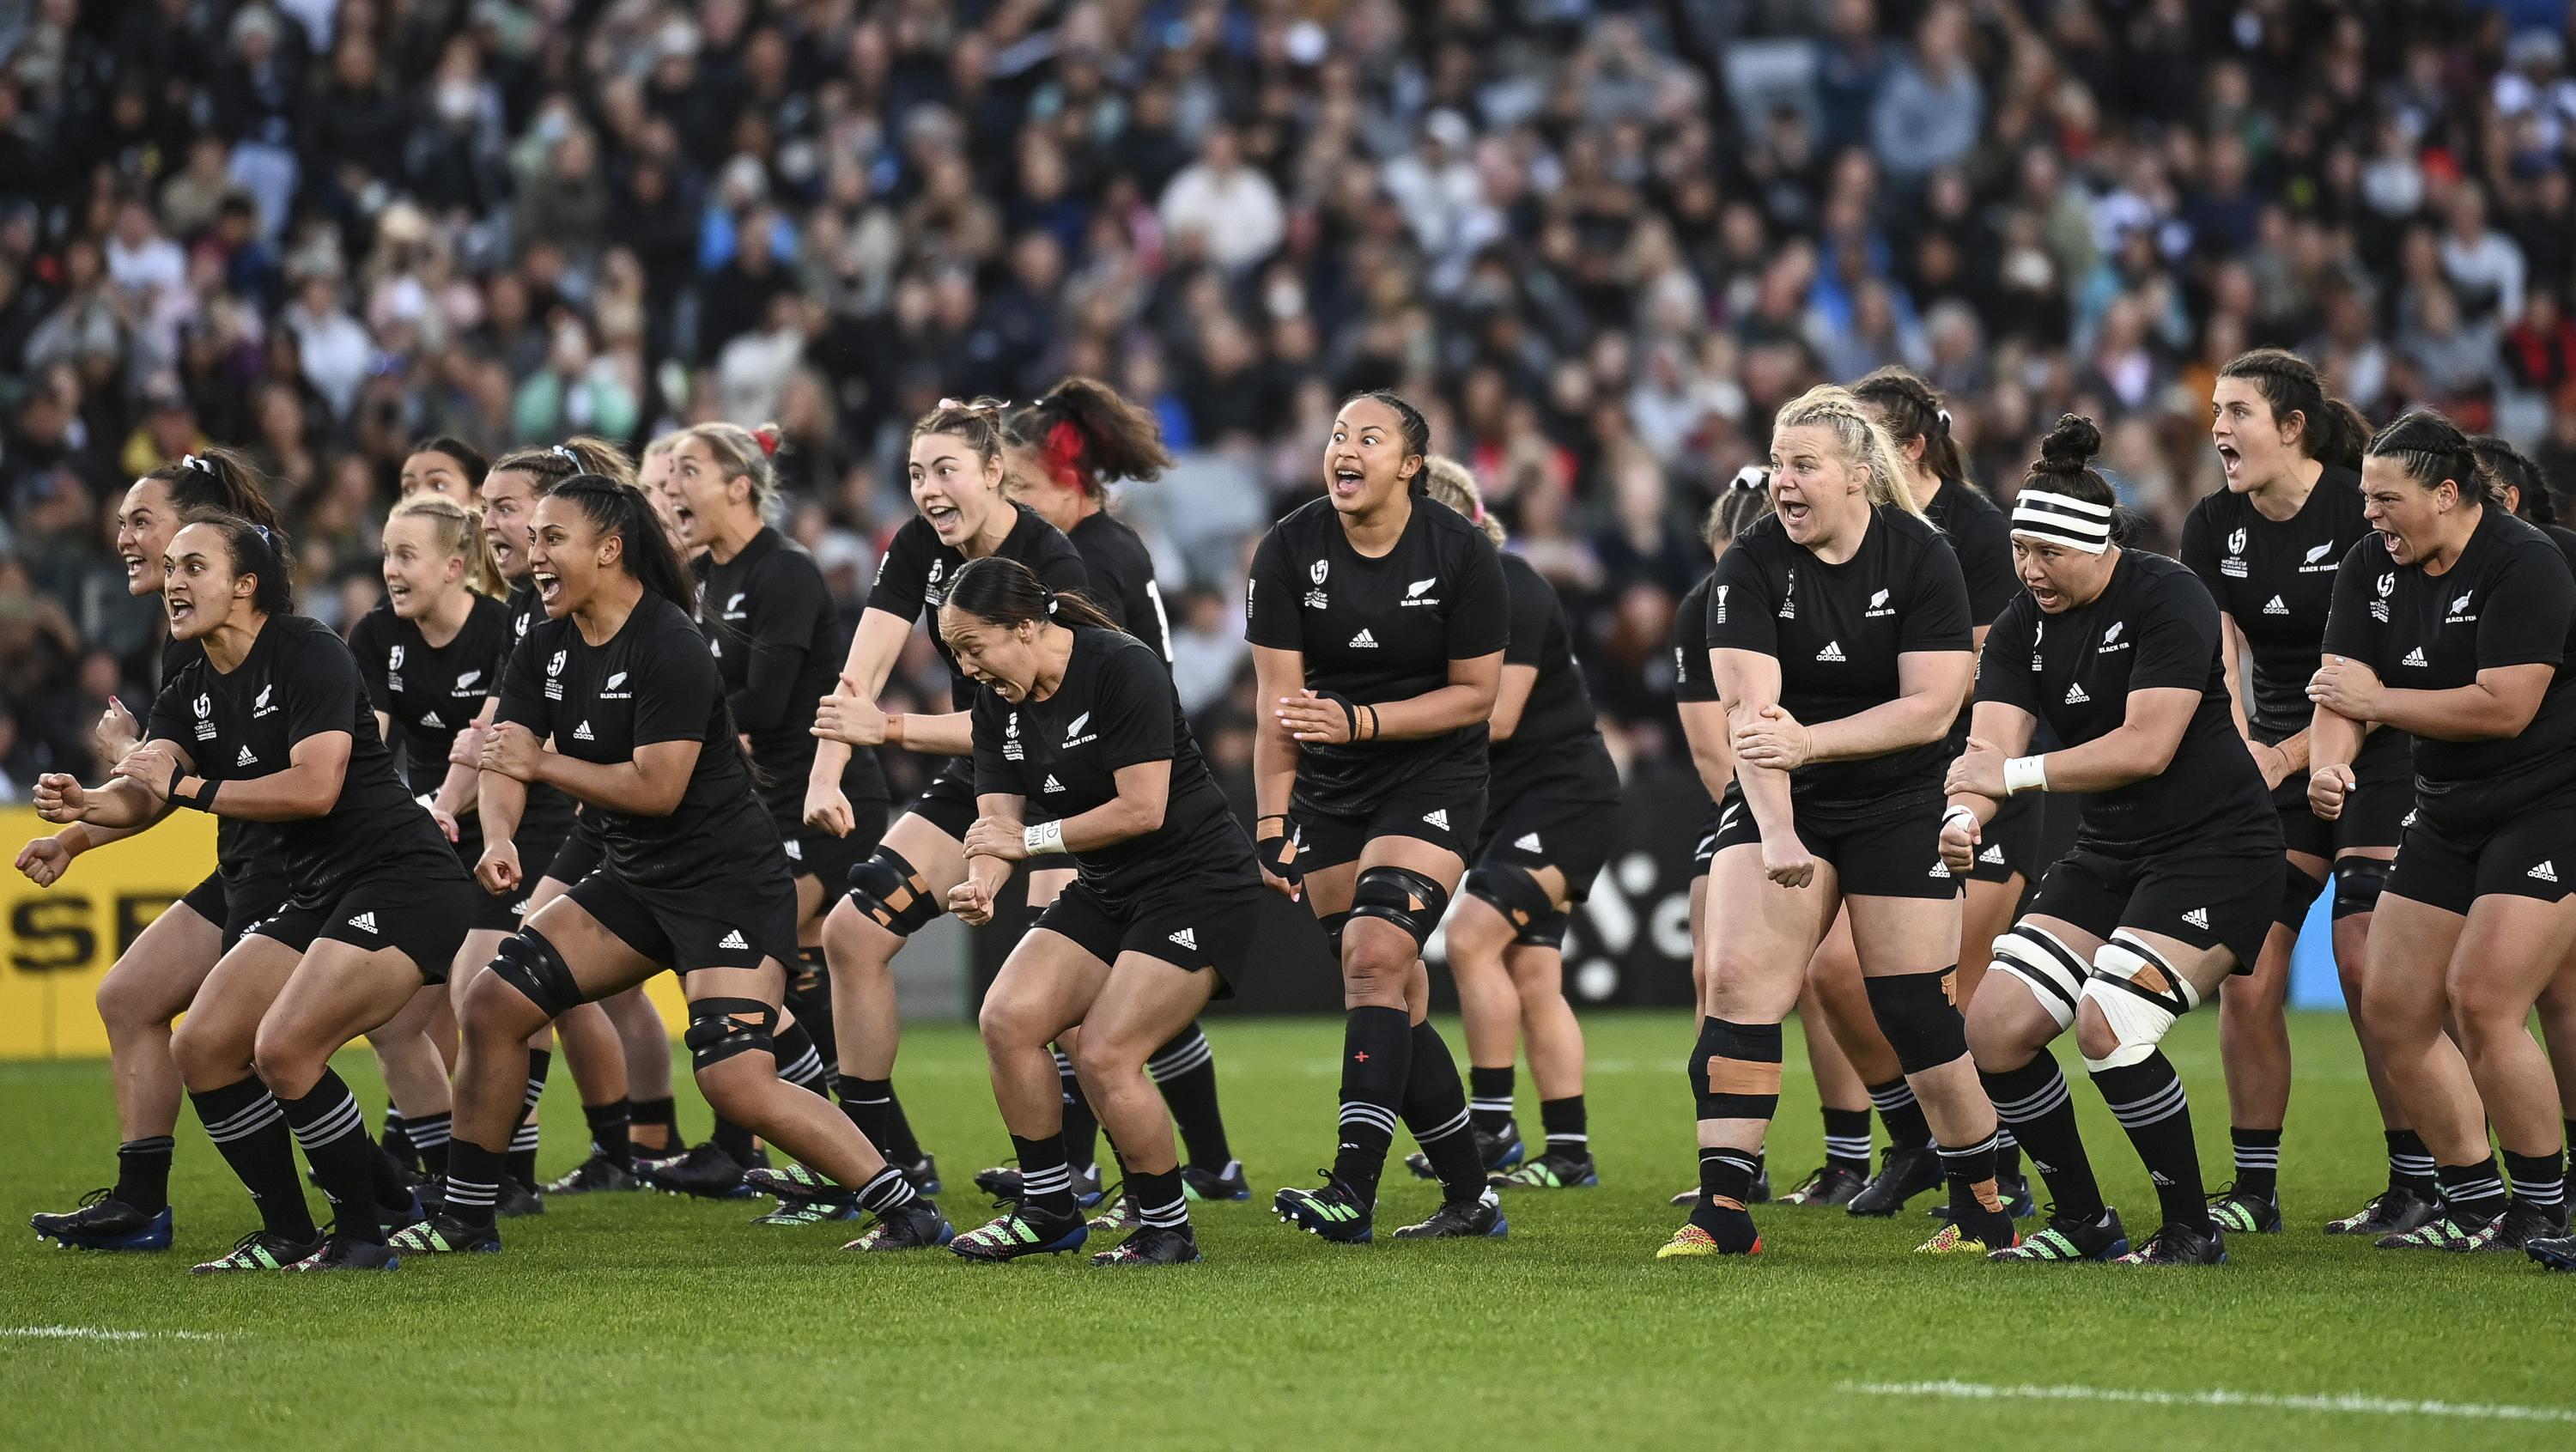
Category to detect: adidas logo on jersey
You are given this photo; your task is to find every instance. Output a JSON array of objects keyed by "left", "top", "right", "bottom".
[
  {"left": 2263, "top": 595, "right": 2287, "bottom": 615},
  {"left": 236, "top": 744, "right": 258, "bottom": 766},
  {"left": 422, "top": 710, "right": 443, "bottom": 727},
  {"left": 1043, "top": 775, "right": 1065, "bottom": 793},
  {"left": 1979, "top": 843, "right": 2005, "bottom": 864},
  {"left": 2063, "top": 682, "right": 2090, "bottom": 704},
  {"left": 1815, "top": 640, "right": 1845, "bottom": 662},
  {"left": 2402, "top": 647, "right": 2427, "bottom": 667},
  {"left": 2531, "top": 861, "right": 2561, "bottom": 884},
  {"left": 1514, "top": 832, "right": 1542, "bottom": 852},
  {"left": 1422, "top": 809, "right": 1450, "bottom": 831},
  {"left": 1168, "top": 927, "right": 1198, "bottom": 951},
  {"left": 346, "top": 911, "right": 378, "bottom": 934},
  {"left": 2183, "top": 908, "right": 2209, "bottom": 929},
  {"left": 573, "top": 720, "right": 595, "bottom": 741},
  {"left": 783, "top": 840, "right": 803, "bottom": 861},
  {"left": 1348, "top": 629, "right": 1378, "bottom": 648},
  {"left": 718, "top": 930, "right": 750, "bottom": 951}
]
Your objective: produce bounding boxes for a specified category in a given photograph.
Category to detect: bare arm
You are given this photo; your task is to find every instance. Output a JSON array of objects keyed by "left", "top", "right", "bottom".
[
  {"left": 809, "top": 607, "right": 915, "bottom": 789},
  {"left": 1250, "top": 644, "right": 1305, "bottom": 824},
  {"left": 1711, "top": 647, "right": 1797, "bottom": 841},
  {"left": 531, "top": 737, "right": 702, "bottom": 817},
  {"left": 1943, "top": 702, "right": 2037, "bottom": 825},
  {"left": 1675, "top": 700, "right": 1735, "bottom": 802},
  {"left": 2364, "top": 664, "right": 2555, "bottom": 742},
  {"left": 191, "top": 732, "right": 353, "bottom": 821},
  {"left": 1488, "top": 664, "right": 1539, "bottom": 742},
  {"left": 2022, "top": 686, "right": 2200, "bottom": 792},
  {"left": 1364, "top": 651, "right": 1505, "bottom": 739}
]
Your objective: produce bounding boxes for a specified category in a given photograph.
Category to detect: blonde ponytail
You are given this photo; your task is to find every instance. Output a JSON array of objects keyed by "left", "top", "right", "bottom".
[
  {"left": 1420, "top": 455, "right": 1506, "bottom": 546},
  {"left": 1773, "top": 385, "right": 1927, "bottom": 522}
]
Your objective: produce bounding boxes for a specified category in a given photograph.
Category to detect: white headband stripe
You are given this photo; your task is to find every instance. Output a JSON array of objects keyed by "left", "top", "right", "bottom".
[{"left": 2012, "top": 489, "right": 2112, "bottom": 553}]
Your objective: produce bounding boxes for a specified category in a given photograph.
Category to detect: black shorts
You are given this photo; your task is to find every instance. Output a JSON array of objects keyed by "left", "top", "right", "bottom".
[
  {"left": 1034, "top": 877, "right": 1262, "bottom": 999},
  {"left": 1294, "top": 771, "right": 1487, "bottom": 872},
  {"left": 2023, "top": 844, "right": 2281, "bottom": 977},
  {"left": 902, "top": 761, "right": 981, "bottom": 841},
  {"left": 568, "top": 867, "right": 800, "bottom": 975},
  {"left": 1692, "top": 801, "right": 1723, "bottom": 878},
  {"left": 1966, "top": 792, "right": 2045, "bottom": 886},
  {"left": 2275, "top": 769, "right": 2410, "bottom": 861},
  {"left": 1475, "top": 771, "right": 1620, "bottom": 902},
  {"left": 248, "top": 864, "right": 477, "bottom": 984},
  {"left": 1706, "top": 787, "right": 1959, "bottom": 901},
  {"left": 2386, "top": 801, "right": 2576, "bottom": 917},
  {"left": 539, "top": 817, "right": 604, "bottom": 890},
  {"left": 787, "top": 801, "right": 885, "bottom": 896},
  {"left": 446, "top": 825, "right": 522, "bottom": 933},
  {"left": 178, "top": 862, "right": 292, "bottom": 951}
]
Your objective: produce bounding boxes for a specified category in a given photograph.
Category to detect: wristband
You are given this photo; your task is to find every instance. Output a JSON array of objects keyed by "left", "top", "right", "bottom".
[
  {"left": 2003, "top": 756, "right": 2049, "bottom": 796},
  {"left": 1023, "top": 819, "right": 1067, "bottom": 856},
  {"left": 168, "top": 758, "right": 186, "bottom": 799},
  {"left": 1360, "top": 704, "right": 1379, "bottom": 741},
  {"left": 174, "top": 776, "right": 219, "bottom": 812},
  {"left": 1314, "top": 690, "right": 1359, "bottom": 742},
  {"left": 1941, "top": 803, "right": 1979, "bottom": 831}
]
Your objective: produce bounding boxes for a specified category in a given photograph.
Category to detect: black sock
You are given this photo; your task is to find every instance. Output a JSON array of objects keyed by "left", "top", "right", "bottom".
[
  {"left": 1690, "top": 1146, "right": 1761, "bottom": 1249},
  {"left": 508, "top": 1048, "right": 550, "bottom": 1185},
  {"left": 773, "top": 1020, "right": 829, "bottom": 1096},
  {"left": 380, "top": 1111, "right": 416, "bottom": 1168},
  {"left": 1467, "top": 1064, "right": 1516, "bottom": 1134},
  {"left": 1131, "top": 1165, "right": 1189, "bottom": 1230},
  {"left": 2504, "top": 1148, "right": 2567, "bottom": 1218},
  {"left": 834, "top": 1075, "right": 893, "bottom": 1151},
  {"left": 880, "top": 1083, "right": 925, "bottom": 1163},
  {"left": 2091, "top": 1051, "right": 2208, "bottom": 1233},
  {"left": 852, "top": 1164, "right": 917, "bottom": 1215},
  {"left": 113, "top": 1135, "right": 175, "bottom": 1214},
  {"left": 2386, "top": 1128, "right": 2436, "bottom": 1196},
  {"left": 710, "top": 1115, "right": 756, "bottom": 1163},
  {"left": 1147, "top": 1024, "right": 1232, "bottom": 1171},
  {"left": 366, "top": 1120, "right": 416, "bottom": 1212},
  {"left": 1820, "top": 1106, "right": 1873, "bottom": 1176},
  {"left": 1982, "top": 1054, "right": 2105, "bottom": 1222},
  {"left": 191, "top": 1076, "right": 317, "bottom": 1243},
  {"left": 2436, "top": 1156, "right": 2509, "bottom": 1226},
  {"left": 2229, "top": 1126, "right": 2281, "bottom": 1198},
  {"left": 404, "top": 1111, "right": 453, "bottom": 1176},
  {"left": 445, "top": 1139, "right": 506, "bottom": 1229},
  {"left": 1540, "top": 1095, "right": 1589, "bottom": 1161},
  {"left": 1008, "top": 1132, "right": 1078, "bottom": 1218},
  {"left": 791, "top": 946, "right": 837, "bottom": 1066},
  {"left": 1401, "top": 1020, "right": 1485, "bottom": 1202},
  {"left": 1331, "top": 1005, "right": 1413, "bottom": 1200},
  {"left": 583, "top": 1100, "right": 632, "bottom": 1169},
  {"left": 1996, "top": 1127, "right": 2023, "bottom": 1180},
  {"left": 1054, "top": 1046, "right": 1101, "bottom": 1174},
  {"left": 277, "top": 1070, "right": 388, "bottom": 1245},
  {"left": 1868, "top": 1078, "right": 1932, "bottom": 1151},
  {"left": 1937, "top": 1131, "right": 2015, "bottom": 1244},
  {"left": 631, "top": 1095, "right": 678, "bottom": 1151}
]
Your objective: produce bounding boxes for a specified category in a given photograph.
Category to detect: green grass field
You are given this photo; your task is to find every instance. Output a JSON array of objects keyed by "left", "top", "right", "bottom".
[{"left": 4, "top": 1010, "right": 2572, "bottom": 1450}]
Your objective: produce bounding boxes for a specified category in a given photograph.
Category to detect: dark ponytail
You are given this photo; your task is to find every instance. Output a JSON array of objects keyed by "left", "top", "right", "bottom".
[
  {"left": 2218, "top": 349, "right": 2368, "bottom": 472},
  {"left": 944, "top": 556, "right": 1121, "bottom": 635},
  {"left": 1851, "top": 367, "right": 1972, "bottom": 490},
  {"left": 551, "top": 475, "right": 698, "bottom": 613},
  {"left": 2470, "top": 434, "right": 2555, "bottom": 524},
  {"left": 179, "top": 507, "right": 295, "bottom": 616},
  {"left": 149, "top": 447, "right": 285, "bottom": 539},
  {"left": 2366, "top": 410, "right": 2494, "bottom": 506},
  {"left": 1004, "top": 378, "right": 1173, "bottom": 498},
  {"left": 1347, "top": 390, "right": 1431, "bottom": 494},
  {"left": 409, "top": 434, "right": 491, "bottom": 489}
]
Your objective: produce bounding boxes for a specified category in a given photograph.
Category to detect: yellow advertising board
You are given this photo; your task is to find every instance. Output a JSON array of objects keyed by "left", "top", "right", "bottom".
[{"left": 1, "top": 805, "right": 683, "bottom": 1060}]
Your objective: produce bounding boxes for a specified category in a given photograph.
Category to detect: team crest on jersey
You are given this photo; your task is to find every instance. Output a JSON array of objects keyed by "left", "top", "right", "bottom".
[
  {"left": 386, "top": 643, "right": 404, "bottom": 690},
  {"left": 1304, "top": 559, "right": 1329, "bottom": 609},
  {"left": 1865, "top": 587, "right": 1893, "bottom": 618},
  {"left": 514, "top": 612, "right": 531, "bottom": 638},
  {"left": 2300, "top": 540, "right": 2339, "bottom": 572},
  {"left": 2221, "top": 526, "right": 2248, "bottom": 577},
  {"left": 253, "top": 683, "right": 276, "bottom": 716},
  {"left": 545, "top": 647, "right": 568, "bottom": 698},
  {"left": 454, "top": 670, "right": 482, "bottom": 693},
  {"left": 1063, "top": 711, "right": 1095, "bottom": 748},
  {"left": 602, "top": 671, "right": 630, "bottom": 700},
  {"left": 2446, "top": 590, "right": 2476, "bottom": 623},
  {"left": 925, "top": 557, "right": 947, "bottom": 606},
  {"left": 193, "top": 691, "right": 216, "bottom": 740},
  {"left": 2370, "top": 571, "right": 2394, "bottom": 621},
  {"left": 2096, "top": 620, "right": 2128, "bottom": 653},
  {"left": 1003, "top": 712, "right": 1023, "bottom": 761},
  {"left": 1400, "top": 576, "right": 1440, "bottom": 606},
  {"left": 724, "top": 591, "right": 747, "bottom": 622}
]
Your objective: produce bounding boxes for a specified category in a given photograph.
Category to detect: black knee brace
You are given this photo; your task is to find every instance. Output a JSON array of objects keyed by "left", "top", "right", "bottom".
[
  {"left": 1862, "top": 968, "right": 1969, "bottom": 1075},
  {"left": 1686, "top": 1017, "right": 1783, "bottom": 1121},
  {"left": 487, "top": 929, "right": 582, "bottom": 1020},
  {"left": 1463, "top": 862, "right": 1558, "bottom": 945},
  {"left": 2275, "top": 863, "right": 2329, "bottom": 930},
  {"left": 684, "top": 997, "right": 779, "bottom": 1072},
  {"left": 1347, "top": 866, "right": 1449, "bottom": 951},
  {"left": 847, "top": 848, "right": 940, "bottom": 937},
  {"left": 2332, "top": 858, "right": 2390, "bottom": 920},
  {"left": 1516, "top": 905, "right": 1570, "bottom": 951},
  {"left": 1318, "top": 910, "right": 1352, "bottom": 960}
]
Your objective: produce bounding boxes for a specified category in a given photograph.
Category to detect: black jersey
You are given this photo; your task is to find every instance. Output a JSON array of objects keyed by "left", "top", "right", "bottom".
[
  {"left": 867, "top": 503, "right": 1091, "bottom": 713},
  {"left": 1069, "top": 511, "right": 1171, "bottom": 663},
  {"left": 1921, "top": 480, "right": 2017, "bottom": 628},
  {"left": 2322, "top": 508, "right": 2576, "bottom": 833},
  {"left": 971, "top": 626, "right": 1255, "bottom": 908},
  {"left": 697, "top": 526, "right": 888, "bottom": 823},
  {"left": 502, "top": 582, "right": 577, "bottom": 845},
  {"left": 147, "top": 615, "right": 455, "bottom": 902},
  {"left": 1244, "top": 495, "right": 1511, "bottom": 815},
  {"left": 349, "top": 596, "right": 512, "bottom": 800},
  {"left": 1674, "top": 573, "right": 1719, "bottom": 706},
  {"left": 159, "top": 635, "right": 285, "bottom": 878},
  {"left": 498, "top": 592, "right": 781, "bottom": 892},
  {"left": 1704, "top": 507, "right": 1972, "bottom": 813},
  {"left": 1494, "top": 551, "right": 1611, "bottom": 785},
  {"left": 1979, "top": 550, "right": 2275, "bottom": 857}
]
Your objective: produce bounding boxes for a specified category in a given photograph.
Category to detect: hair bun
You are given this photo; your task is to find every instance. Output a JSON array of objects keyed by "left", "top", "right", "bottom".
[{"left": 2035, "top": 414, "right": 2102, "bottom": 476}]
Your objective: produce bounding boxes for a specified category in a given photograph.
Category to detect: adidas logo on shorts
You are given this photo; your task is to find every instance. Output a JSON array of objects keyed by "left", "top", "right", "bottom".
[
  {"left": 1421, "top": 808, "right": 1450, "bottom": 831},
  {"left": 237, "top": 744, "right": 258, "bottom": 766},
  {"left": 510, "top": 898, "right": 529, "bottom": 916},
  {"left": 2182, "top": 908, "right": 2209, "bottom": 929},
  {"left": 2063, "top": 682, "right": 2090, "bottom": 704},
  {"left": 346, "top": 911, "right": 378, "bottom": 934},
  {"left": 574, "top": 720, "right": 595, "bottom": 741},
  {"left": 784, "top": 840, "right": 803, "bottom": 861},
  {"left": 1929, "top": 860, "right": 1951, "bottom": 878},
  {"left": 717, "top": 930, "right": 750, "bottom": 951},
  {"left": 2402, "top": 647, "right": 2427, "bottom": 667},
  {"left": 1979, "top": 844, "right": 2005, "bottom": 864},
  {"left": 2531, "top": 861, "right": 2560, "bottom": 884},
  {"left": 1168, "top": 928, "right": 1198, "bottom": 951},
  {"left": 1514, "top": 832, "right": 1541, "bottom": 852},
  {"left": 1815, "top": 640, "right": 1845, "bottom": 662}
]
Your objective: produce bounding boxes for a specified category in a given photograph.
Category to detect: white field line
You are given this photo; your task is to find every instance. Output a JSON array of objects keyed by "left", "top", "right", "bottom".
[
  {"left": 2, "top": 1325, "right": 222, "bottom": 1343},
  {"left": 1843, "top": 1380, "right": 2576, "bottom": 1424}
]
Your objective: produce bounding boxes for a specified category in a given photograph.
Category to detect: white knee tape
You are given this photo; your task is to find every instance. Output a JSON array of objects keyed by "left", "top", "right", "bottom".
[
  {"left": 2080, "top": 933, "right": 2198, "bottom": 1072},
  {"left": 1990, "top": 926, "right": 2089, "bottom": 1031}
]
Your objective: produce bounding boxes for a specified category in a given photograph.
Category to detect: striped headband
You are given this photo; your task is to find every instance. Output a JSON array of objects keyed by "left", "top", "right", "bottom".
[{"left": 2010, "top": 489, "right": 2113, "bottom": 553}]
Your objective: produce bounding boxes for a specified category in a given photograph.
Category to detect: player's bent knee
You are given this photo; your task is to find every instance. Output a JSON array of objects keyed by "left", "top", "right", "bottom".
[
  {"left": 684, "top": 996, "right": 778, "bottom": 1072},
  {"left": 846, "top": 848, "right": 940, "bottom": 939},
  {"left": 1989, "top": 926, "right": 2089, "bottom": 1032},
  {"left": 1862, "top": 968, "right": 1966, "bottom": 1074},
  {"left": 2331, "top": 858, "right": 2388, "bottom": 921},
  {"left": 2078, "top": 933, "right": 2197, "bottom": 1072},
  {"left": 483, "top": 928, "right": 584, "bottom": 1023},
  {"left": 1347, "top": 866, "right": 1449, "bottom": 953},
  {"left": 1462, "top": 864, "right": 1561, "bottom": 950}
]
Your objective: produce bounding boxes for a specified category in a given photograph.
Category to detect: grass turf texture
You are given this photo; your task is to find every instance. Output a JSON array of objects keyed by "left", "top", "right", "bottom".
[{"left": 4, "top": 1010, "right": 2572, "bottom": 1450}]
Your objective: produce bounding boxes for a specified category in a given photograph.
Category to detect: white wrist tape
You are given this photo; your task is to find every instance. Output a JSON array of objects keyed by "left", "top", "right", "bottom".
[
  {"left": 1942, "top": 804, "right": 1980, "bottom": 831},
  {"left": 2003, "top": 756, "right": 2049, "bottom": 796},
  {"left": 1023, "top": 820, "right": 1067, "bottom": 856}
]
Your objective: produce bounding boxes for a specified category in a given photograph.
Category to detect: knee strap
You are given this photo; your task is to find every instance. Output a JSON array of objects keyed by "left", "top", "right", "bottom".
[
  {"left": 1990, "top": 925, "right": 2090, "bottom": 1031},
  {"left": 685, "top": 996, "right": 779, "bottom": 1072},
  {"left": 487, "top": 929, "right": 583, "bottom": 1021},
  {"left": 1318, "top": 910, "right": 1352, "bottom": 960},
  {"left": 1348, "top": 866, "right": 1450, "bottom": 951},
  {"left": 1463, "top": 863, "right": 1559, "bottom": 946},
  {"left": 2079, "top": 933, "right": 2198, "bottom": 1072},
  {"left": 2332, "top": 858, "right": 2390, "bottom": 920},
  {"left": 1686, "top": 1017, "right": 1783, "bottom": 1121},
  {"left": 1516, "top": 905, "right": 1570, "bottom": 951},
  {"left": 847, "top": 848, "right": 940, "bottom": 938},
  {"left": 2276, "top": 862, "right": 2329, "bottom": 928},
  {"left": 1862, "top": 968, "right": 1968, "bottom": 1075}
]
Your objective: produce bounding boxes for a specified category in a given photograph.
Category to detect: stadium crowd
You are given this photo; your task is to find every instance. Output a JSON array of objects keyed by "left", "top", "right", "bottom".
[{"left": 8, "top": 0, "right": 2576, "bottom": 797}]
